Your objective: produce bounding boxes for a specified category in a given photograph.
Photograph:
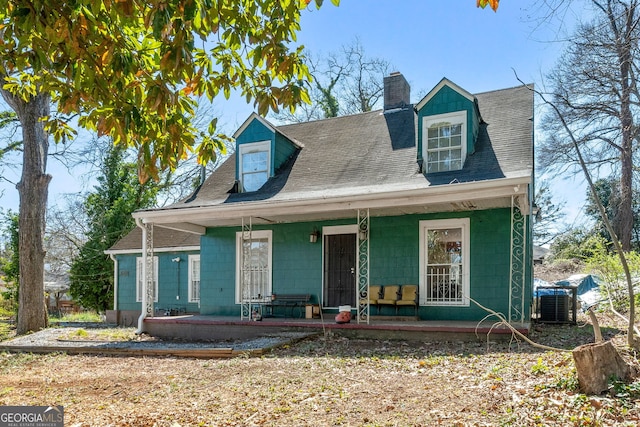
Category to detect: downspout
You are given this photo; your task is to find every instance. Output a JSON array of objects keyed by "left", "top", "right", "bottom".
[
  {"left": 109, "top": 253, "right": 118, "bottom": 311},
  {"left": 135, "top": 217, "right": 147, "bottom": 334}
]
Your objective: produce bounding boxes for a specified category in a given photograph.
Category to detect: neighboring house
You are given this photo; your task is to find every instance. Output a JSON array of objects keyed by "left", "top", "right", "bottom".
[
  {"left": 111, "top": 73, "right": 535, "bottom": 327},
  {"left": 44, "top": 270, "right": 73, "bottom": 314},
  {"left": 533, "top": 245, "right": 549, "bottom": 265},
  {"left": 105, "top": 226, "right": 201, "bottom": 323}
]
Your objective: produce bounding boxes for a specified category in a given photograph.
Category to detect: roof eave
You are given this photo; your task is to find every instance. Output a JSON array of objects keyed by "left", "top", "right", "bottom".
[
  {"left": 134, "top": 175, "right": 532, "bottom": 226},
  {"left": 415, "top": 77, "right": 476, "bottom": 111},
  {"left": 104, "top": 245, "right": 201, "bottom": 255},
  {"left": 233, "top": 112, "right": 304, "bottom": 149}
]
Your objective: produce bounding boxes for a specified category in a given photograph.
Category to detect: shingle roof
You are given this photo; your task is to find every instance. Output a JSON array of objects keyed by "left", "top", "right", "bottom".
[
  {"left": 159, "top": 84, "right": 533, "bottom": 210},
  {"left": 106, "top": 226, "right": 200, "bottom": 252}
]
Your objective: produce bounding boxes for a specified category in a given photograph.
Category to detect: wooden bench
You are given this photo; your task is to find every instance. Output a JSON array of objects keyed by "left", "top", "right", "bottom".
[{"left": 267, "top": 294, "right": 311, "bottom": 318}]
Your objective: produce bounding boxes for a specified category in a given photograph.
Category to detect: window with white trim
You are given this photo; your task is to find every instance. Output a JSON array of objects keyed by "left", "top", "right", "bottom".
[
  {"left": 423, "top": 111, "right": 466, "bottom": 173},
  {"left": 419, "top": 219, "right": 470, "bottom": 306},
  {"left": 239, "top": 140, "right": 270, "bottom": 192},
  {"left": 188, "top": 255, "right": 201, "bottom": 303},
  {"left": 235, "top": 230, "right": 272, "bottom": 303},
  {"left": 136, "top": 256, "right": 158, "bottom": 303}
]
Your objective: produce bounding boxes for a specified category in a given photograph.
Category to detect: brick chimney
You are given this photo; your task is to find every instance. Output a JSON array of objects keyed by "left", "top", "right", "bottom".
[{"left": 383, "top": 72, "right": 410, "bottom": 111}]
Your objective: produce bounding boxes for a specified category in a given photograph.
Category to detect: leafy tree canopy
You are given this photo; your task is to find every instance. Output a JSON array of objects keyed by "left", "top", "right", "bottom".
[
  {"left": 547, "top": 226, "right": 603, "bottom": 263},
  {"left": 0, "top": 0, "right": 337, "bottom": 182},
  {"left": 69, "top": 144, "right": 159, "bottom": 312},
  {"left": 0, "top": 210, "right": 19, "bottom": 311}
]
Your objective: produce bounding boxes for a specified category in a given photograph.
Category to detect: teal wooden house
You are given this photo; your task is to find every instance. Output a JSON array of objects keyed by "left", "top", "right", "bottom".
[{"left": 106, "top": 73, "right": 534, "bottom": 330}]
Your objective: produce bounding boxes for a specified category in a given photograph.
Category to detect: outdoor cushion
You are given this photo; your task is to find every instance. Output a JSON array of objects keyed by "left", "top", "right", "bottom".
[
  {"left": 377, "top": 285, "right": 400, "bottom": 305},
  {"left": 361, "top": 285, "right": 382, "bottom": 305},
  {"left": 396, "top": 285, "right": 418, "bottom": 306},
  {"left": 396, "top": 285, "right": 419, "bottom": 316}
]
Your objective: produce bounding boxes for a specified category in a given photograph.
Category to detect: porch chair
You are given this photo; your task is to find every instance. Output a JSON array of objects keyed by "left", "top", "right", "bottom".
[
  {"left": 360, "top": 285, "right": 382, "bottom": 314},
  {"left": 396, "top": 285, "right": 419, "bottom": 316},
  {"left": 376, "top": 285, "right": 400, "bottom": 315}
]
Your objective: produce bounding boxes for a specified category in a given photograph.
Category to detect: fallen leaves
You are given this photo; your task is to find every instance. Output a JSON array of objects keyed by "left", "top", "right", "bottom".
[{"left": 0, "top": 312, "right": 638, "bottom": 425}]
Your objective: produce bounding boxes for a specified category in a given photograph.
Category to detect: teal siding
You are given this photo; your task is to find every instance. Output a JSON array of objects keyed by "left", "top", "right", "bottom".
[
  {"left": 116, "top": 255, "right": 138, "bottom": 311},
  {"left": 196, "top": 210, "right": 532, "bottom": 321},
  {"left": 235, "top": 119, "right": 275, "bottom": 180},
  {"left": 198, "top": 221, "right": 345, "bottom": 315},
  {"left": 271, "top": 222, "right": 323, "bottom": 300},
  {"left": 234, "top": 118, "right": 299, "bottom": 181},
  {"left": 416, "top": 85, "right": 480, "bottom": 162},
  {"left": 368, "top": 209, "right": 517, "bottom": 320},
  {"left": 116, "top": 251, "right": 200, "bottom": 313},
  {"left": 274, "top": 132, "right": 298, "bottom": 171},
  {"left": 199, "top": 228, "right": 237, "bottom": 315}
]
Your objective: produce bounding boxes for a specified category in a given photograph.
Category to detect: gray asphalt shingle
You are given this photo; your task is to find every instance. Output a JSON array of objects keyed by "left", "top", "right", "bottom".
[
  {"left": 161, "top": 84, "right": 533, "bottom": 210},
  {"left": 107, "top": 227, "right": 200, "bottom": 252}
]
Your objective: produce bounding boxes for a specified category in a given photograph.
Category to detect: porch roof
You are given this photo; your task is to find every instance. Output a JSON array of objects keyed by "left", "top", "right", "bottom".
[
  {"left": 134, "top": 84, "right": 533, "bottom": 232},
  {"left": 105, "top": 226, "right": 201, "bottom": 253}
]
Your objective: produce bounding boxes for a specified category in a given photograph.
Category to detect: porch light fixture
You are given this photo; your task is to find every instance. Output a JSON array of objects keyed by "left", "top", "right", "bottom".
[
  {"left": 532, "top": 203, "right": 541, "bottom": 220},
  {"left": 309, "top": 228, "right": 320, "bottom": 243}
]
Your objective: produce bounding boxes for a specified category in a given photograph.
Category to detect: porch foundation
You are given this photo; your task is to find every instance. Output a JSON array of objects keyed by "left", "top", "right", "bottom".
[{"left": 143, "top": 315, "right": 530, "bottom": 342}]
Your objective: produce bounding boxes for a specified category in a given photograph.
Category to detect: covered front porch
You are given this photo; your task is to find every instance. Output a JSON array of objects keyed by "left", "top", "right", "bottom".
[
  {"left": 142, "top": 314, "right": 531, "bottom": 342},
  {"left": 130, "top": 177, "right": 532, "bottom": 333}
]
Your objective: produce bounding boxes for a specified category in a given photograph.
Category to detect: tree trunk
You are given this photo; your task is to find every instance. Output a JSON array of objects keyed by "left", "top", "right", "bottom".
[
  {"left": 604, "top": 0, "right": 637, "bottom": 345},
  {"left": 572, "top": 340, "right": 635, "bottom": 395},
  {"left": 586, "top": 308, "right": 603, "bottom": 343},
  {"left": 1, "top": 89, "right": 51, "bottom": 334},
  {"left": 612, "top": 1, "right": 635, "bottom": 253}
]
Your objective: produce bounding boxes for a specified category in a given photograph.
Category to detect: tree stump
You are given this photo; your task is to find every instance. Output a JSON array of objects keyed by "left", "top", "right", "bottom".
[{"left": 572, "top": 340, "right": 635, "bottom": 395}]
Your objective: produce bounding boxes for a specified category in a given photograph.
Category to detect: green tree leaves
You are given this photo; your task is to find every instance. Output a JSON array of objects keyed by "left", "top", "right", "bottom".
[
  {"left": 0, "top": 0, "right": 334, "bottom": 182},
  {"left": 69, "top": 144, "right": 159, "bottom": 312},
  {"left": 0, "top": 211, "right": 19, "bottom": 312}
]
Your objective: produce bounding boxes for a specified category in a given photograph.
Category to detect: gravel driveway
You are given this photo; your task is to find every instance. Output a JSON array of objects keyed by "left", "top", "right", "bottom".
[{"left": 0, "top": 324, "right": 315, "bottom": 357}]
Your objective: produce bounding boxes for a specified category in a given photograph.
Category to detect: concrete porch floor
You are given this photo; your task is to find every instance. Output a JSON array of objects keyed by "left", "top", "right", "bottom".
[{"left": 143, "top": 314, "right": 530, "bottom": 342}]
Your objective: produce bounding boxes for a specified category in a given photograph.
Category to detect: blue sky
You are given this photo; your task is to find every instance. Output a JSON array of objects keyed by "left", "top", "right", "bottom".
[
  {"left": 0, "top": 1, "right": 588, "bottom": 225},
  {"left": 220, "top": 1, "right": 564, "bottom": 126}
]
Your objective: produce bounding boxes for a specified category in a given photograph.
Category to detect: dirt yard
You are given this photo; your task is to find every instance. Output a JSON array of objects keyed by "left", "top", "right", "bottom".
[{"left": 0, "top": 312, "right": 639, "bottom": 426}]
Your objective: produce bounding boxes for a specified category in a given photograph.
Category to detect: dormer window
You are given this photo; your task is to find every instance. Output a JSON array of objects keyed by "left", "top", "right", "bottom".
[
  {"left": 423, "top": 111, "right": 467, "bottom": 173},
  {"left": 239, "top": 140, "right": 270, "bottom": 192}
]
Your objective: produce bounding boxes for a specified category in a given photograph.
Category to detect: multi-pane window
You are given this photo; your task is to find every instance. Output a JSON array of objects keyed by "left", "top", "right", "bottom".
[
  {"left": 239, "top": 141, "right": 270, "bottom": 192},
  {"left": 423, "top": 111, "right": 466, "bottom": 173},
  {"left": 136, "top": 256, "right": 158, "bottom": 302},
  {"left": 188, "top": 255, "right": 201, "bottom": 303},
  {"left": 235, "top": 230, "right": 272, "bottom": 303},
  {"left": 419, "top": 219, "right": 469, "bottom": 306}
]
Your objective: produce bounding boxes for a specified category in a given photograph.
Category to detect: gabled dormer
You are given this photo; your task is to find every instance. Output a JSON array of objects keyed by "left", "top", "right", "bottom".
[
  {"left": 415, "top": 78, "right": 481, "bottom": 174},
  {"left": 232, "top": 113, "right": 302, "bottom": 192}
]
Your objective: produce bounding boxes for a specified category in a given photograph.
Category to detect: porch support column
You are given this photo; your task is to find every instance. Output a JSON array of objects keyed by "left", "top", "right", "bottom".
[
  {"left": 109, "top": 254, "right": 118, "bottom": 311},
  {"left": 144, "top": 222, "right": 155, "bottom": 318},
  {"left": 357, "top": 209, "right": 370, "bottom": 324},
  {"left": 136, "top": 219, "right": 154, "bottom": 334},
  {"left": 509, "top": 195, "right": 526, "bottom": 323},
  {"left": 240, "top": 217, "right": 252, "bottom": 320}
]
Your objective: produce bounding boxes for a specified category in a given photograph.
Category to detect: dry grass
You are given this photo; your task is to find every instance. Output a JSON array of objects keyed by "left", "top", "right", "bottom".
[
  {"left": 56, "top": 327, "right": 139, "bottom": 342},
  {"left": 0, "top": 312, "right": 639, "bottom": 426}
]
